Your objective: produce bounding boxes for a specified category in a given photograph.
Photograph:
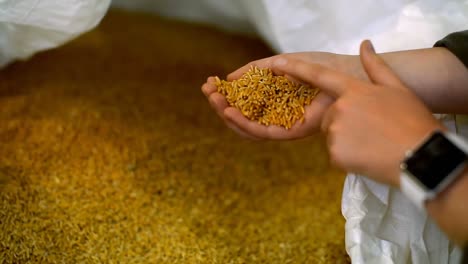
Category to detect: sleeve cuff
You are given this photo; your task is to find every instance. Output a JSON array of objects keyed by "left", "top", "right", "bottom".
[{"left": 434, "top": 30, "right": 468, "bottom": 68}]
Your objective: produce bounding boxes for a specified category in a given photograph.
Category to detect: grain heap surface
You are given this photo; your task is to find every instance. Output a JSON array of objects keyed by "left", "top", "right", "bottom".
[
  {"left": 0, "top": 9, "right": 348, "bottom": 264},
  {"left": 216, "top": 67, "right": 319, "bottom": 129}
]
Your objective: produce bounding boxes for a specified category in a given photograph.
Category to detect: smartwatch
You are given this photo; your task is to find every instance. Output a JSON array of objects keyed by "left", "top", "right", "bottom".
[{"left": 400, "top": 130, "right": 468, "bottom": 209}]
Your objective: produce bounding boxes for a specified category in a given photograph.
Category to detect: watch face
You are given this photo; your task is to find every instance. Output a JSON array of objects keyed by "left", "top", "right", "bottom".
[{"left": 405, "top": 131, "right": 467, "bottom": 190}]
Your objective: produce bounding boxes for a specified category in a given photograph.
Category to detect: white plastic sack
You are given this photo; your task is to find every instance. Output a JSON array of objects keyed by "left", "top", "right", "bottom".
[
  {"left": 112, "top": 0, "right": 468, "bottom": 55},
  {"left": 111, "top": 1, "right": 468, "bottom": 263},
  {"left": 0, "top": 0, "right": 111, "bottom": 67},
  {"left": 112, "top": 0, "right": 254, "bottom": 34}
]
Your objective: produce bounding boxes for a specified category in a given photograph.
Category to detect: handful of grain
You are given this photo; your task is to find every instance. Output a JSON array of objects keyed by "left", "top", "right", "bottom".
[{"left": 215, "top": 66, "right": 320, "bottom": 129}]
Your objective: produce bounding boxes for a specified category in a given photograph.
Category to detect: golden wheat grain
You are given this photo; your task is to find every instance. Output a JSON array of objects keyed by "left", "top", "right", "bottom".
[{"left": 215, "top": 66, "right": 319, "bottom": 129}]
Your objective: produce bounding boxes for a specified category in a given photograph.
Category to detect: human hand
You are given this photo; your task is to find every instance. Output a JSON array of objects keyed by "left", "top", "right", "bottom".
[
  {"left": 201, "top": 52, "right": 364, "bottom": 140},
  {"left": 272, "top": 40, "right": 444, "bottom": 187}
]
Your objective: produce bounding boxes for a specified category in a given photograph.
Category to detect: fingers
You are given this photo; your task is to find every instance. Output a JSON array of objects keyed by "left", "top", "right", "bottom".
[
  {"left": 272, "top": 58, "right": 355, "bottom": 98},
  {"left": 205, "top": 53, "right": 341, "bottom": 140},
  {"left": 284, "top": 74, "right": 310, "bottom": 86},
  {"left": 201, "top": 77, "right": 218, "bottom": 97},
  {"left": 227, "top": 57, "right": 276, "bottom": 81},
  {"left": 359, "top": 40, "right": 404, "bottom": 88},
  {"left": 224, "top": 107, "right": 272, "bottom": 139},
  {"left": 320, "top": 105, "right": 335, "bottom": 134},
  {"left": 224, "top": 118, "right": 261, "bottom": 140},
  {"left": 223, "top": 106, "right": 315, "bottom": 140},
  {"left": 206, "top": 88, "right": 262, "bottom": 140},
  {"left": 208, "top": 92, "right": 229, "bottom": 120},
  {"left": 203, "top": 76, "right": 269, "bottom": 140},
  {"left": 226, "top": 53, "right": 306, "bottom": 81},
  {"left": 224, "top": 108, "right": 298, "bottom": 140}
]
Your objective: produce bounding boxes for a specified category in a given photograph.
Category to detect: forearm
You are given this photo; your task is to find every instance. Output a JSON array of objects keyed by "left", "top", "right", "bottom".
[
  {"left": 380, "top": 47, "right": 468, "bottom": 114},
  {"left": 339, "top": 47, "right": 468, "bottom": 114}
]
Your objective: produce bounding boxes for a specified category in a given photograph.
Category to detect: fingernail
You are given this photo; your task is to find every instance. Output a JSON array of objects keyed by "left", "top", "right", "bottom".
[
  {"left": 274, "top": 58, "right": 288, "bottom": 67},
  {"left": 366, "top": 40, "right": 375, "bottom": 54}
]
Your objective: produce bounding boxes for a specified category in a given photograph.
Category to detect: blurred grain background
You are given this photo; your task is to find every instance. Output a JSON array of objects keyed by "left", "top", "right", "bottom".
[{"left": 0, "top": 9, "right": 348, "bottom": 263}]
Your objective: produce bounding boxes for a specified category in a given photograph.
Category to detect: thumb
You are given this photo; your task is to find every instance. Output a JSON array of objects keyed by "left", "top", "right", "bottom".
[{"left": 360, "top": 40, "right": 405, "bottom": 88}]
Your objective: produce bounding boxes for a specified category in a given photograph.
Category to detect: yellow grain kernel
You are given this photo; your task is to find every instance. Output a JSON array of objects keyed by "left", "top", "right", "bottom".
[{"left": 214, "top": 67, "right": 319, "bottom": 129}]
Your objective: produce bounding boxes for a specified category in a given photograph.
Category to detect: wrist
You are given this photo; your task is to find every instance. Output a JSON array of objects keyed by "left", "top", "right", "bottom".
[
  {"left": 398, "top": 130, "right": 468, "bottom": 245},
  {"left": 336, "top": 54, "right": 369, "bottom": 82},
  {"left": 426, "top": 166, "right": 468, "bottom": 245},
  {"left": 380, "top": 48, "right": 468, "bottom": 114}
]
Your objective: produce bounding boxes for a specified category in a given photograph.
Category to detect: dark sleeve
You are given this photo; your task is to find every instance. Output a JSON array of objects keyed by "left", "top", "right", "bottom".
[
  {"left": 434, "top": 30, "right": 468, "bottom": 68},
  {"left": 463, "top": 245, "right": 468, "bottom": 264}
]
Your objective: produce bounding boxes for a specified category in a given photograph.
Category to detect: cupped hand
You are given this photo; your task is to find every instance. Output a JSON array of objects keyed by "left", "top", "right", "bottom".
[
  {"left": 272, "top": 40, "right": 444, "bottom": 187},
  {"left": 201, "top": 52, "right": 362, "bottom": 140}
]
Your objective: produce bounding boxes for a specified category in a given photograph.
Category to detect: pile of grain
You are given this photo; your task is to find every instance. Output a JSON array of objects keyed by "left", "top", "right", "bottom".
[
  {"left": 216, "top": 66, "right": 319, "bottom": 129},
  {"left": 0, "top": 9, "right": 348, "bottom": 264}
]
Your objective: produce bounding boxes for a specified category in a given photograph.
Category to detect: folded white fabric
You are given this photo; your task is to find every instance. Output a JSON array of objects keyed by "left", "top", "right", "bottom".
[
  {"left": 113, "top": 0, "right": 468, "bottom": 55},
  {"left": 0, "top": 0, "right": 111, "bottom": 67}
]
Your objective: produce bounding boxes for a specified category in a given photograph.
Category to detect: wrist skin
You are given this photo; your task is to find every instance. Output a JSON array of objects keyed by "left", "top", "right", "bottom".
[
  {"left": 381, "top": 47, "right": 468, "bottom": 114},
  {"left": 394, "top": 127, "right": 468, "bottom": 246},
  {"left": 426, "top": 166, "right": 468, "bottom": 246}
]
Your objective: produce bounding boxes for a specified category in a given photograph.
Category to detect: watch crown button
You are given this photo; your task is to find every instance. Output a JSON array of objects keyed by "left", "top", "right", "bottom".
[{"left": 405, "top": 150, "right": 413, "bottom": 158}]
